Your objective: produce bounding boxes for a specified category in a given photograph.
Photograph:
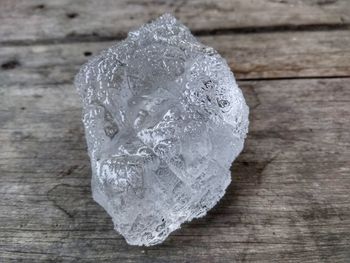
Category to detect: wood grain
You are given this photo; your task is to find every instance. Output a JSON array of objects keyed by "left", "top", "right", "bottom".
[
  {"left": 0, "top": 78, "right": 349, "bottom": 262},
  {"left": 0, "top": 30, "right": 349, "bottom": 86},
  {"left": 1, "top": 0, "right": 350, "bottom": 261},
  {"left": 0, "top": 0, "right": 349, "bottom": 44}
]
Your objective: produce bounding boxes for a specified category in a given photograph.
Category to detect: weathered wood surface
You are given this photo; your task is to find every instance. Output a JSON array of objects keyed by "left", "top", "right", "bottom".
[
  {"left": 1, "top": 0, "right": 350, "bottom": 262},
  {"left": 1, "top": 0, "right": 349, "bottom": 44},
  {"left": 1, "top": 30, "right": 350, "bottom": 85}
]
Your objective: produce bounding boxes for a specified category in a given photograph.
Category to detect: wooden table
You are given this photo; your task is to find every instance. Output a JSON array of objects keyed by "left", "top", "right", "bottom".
[{"left": 1, "top": 1, "right": 349, "bottom": 262}]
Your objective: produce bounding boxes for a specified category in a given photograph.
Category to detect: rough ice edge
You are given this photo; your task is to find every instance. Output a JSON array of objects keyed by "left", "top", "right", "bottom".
[
  {"left": 92, "top": 171, "right": 231, "bottom": 246},
  {"left": 91, "top": 163, "right": 232, "bottom": 246}
]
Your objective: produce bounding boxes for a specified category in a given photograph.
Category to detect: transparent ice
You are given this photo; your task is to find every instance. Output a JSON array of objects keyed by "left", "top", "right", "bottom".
[{"left": 75, "top": 14, "right": 249, "bottom": 246}]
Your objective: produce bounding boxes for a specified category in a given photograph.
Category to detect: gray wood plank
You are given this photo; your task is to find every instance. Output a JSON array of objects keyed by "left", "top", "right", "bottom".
[
  {"left": 1, "top": 0, "right": 349, "bottom": 44},
  {"left": 0, "top": 78, "right": 349, "bottom": 262},
  {"left": 1, "top": 30, "right": 349, "bottom": 86}
]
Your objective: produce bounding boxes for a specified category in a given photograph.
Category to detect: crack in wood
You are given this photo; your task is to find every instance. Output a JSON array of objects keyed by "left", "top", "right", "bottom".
[{"left": 47, "top": 184, "right": 74, "bottom": 219}]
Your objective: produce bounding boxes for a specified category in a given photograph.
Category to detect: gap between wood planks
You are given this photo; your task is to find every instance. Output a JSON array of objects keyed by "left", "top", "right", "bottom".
[
  {"left": 0, "top": 23, "right": 349, "bottom": 47},
  {"left": 239, "top": 75, "right": 350, "bottom": 82},
  {"left": 4, "top": 76, "right": 350, "bottom": 87}
]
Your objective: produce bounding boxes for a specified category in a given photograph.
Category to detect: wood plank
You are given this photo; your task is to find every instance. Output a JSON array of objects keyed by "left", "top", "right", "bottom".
[
  {"left": 0, "top": 78, "right": 349, "bottom": 262},
  {"left": 0, "top": 30, "right": 349, "bottom": 85},
  {"left": 1, "top": 0, "right": 349, "bottom": 44}
]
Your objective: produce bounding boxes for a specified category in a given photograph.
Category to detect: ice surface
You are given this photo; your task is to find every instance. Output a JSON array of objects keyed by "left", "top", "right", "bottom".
[{"left": 75, "top": 14, "right": 249, "bottom": 246}]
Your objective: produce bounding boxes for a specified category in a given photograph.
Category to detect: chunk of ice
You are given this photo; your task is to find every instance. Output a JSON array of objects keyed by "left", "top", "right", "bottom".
[{"left": 75, "top": 14, "right": 249, "bottom": 246}]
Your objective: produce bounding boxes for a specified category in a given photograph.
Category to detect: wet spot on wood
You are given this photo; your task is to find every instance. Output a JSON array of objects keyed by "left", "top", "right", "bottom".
[
  {"left": 66, "top": 12, "right": 78, "bottom": 19},
  {"left": 34, "top": 4, "right": 45, "bottom": 10},
  {"left": 1, "top": 60, "right": 20, "bottom": 70}
]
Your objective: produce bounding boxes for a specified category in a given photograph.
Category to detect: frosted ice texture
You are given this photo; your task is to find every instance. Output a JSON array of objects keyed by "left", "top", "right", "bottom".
[{"left": 75, "top": 14, "right": 249, "bottom": 246}]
